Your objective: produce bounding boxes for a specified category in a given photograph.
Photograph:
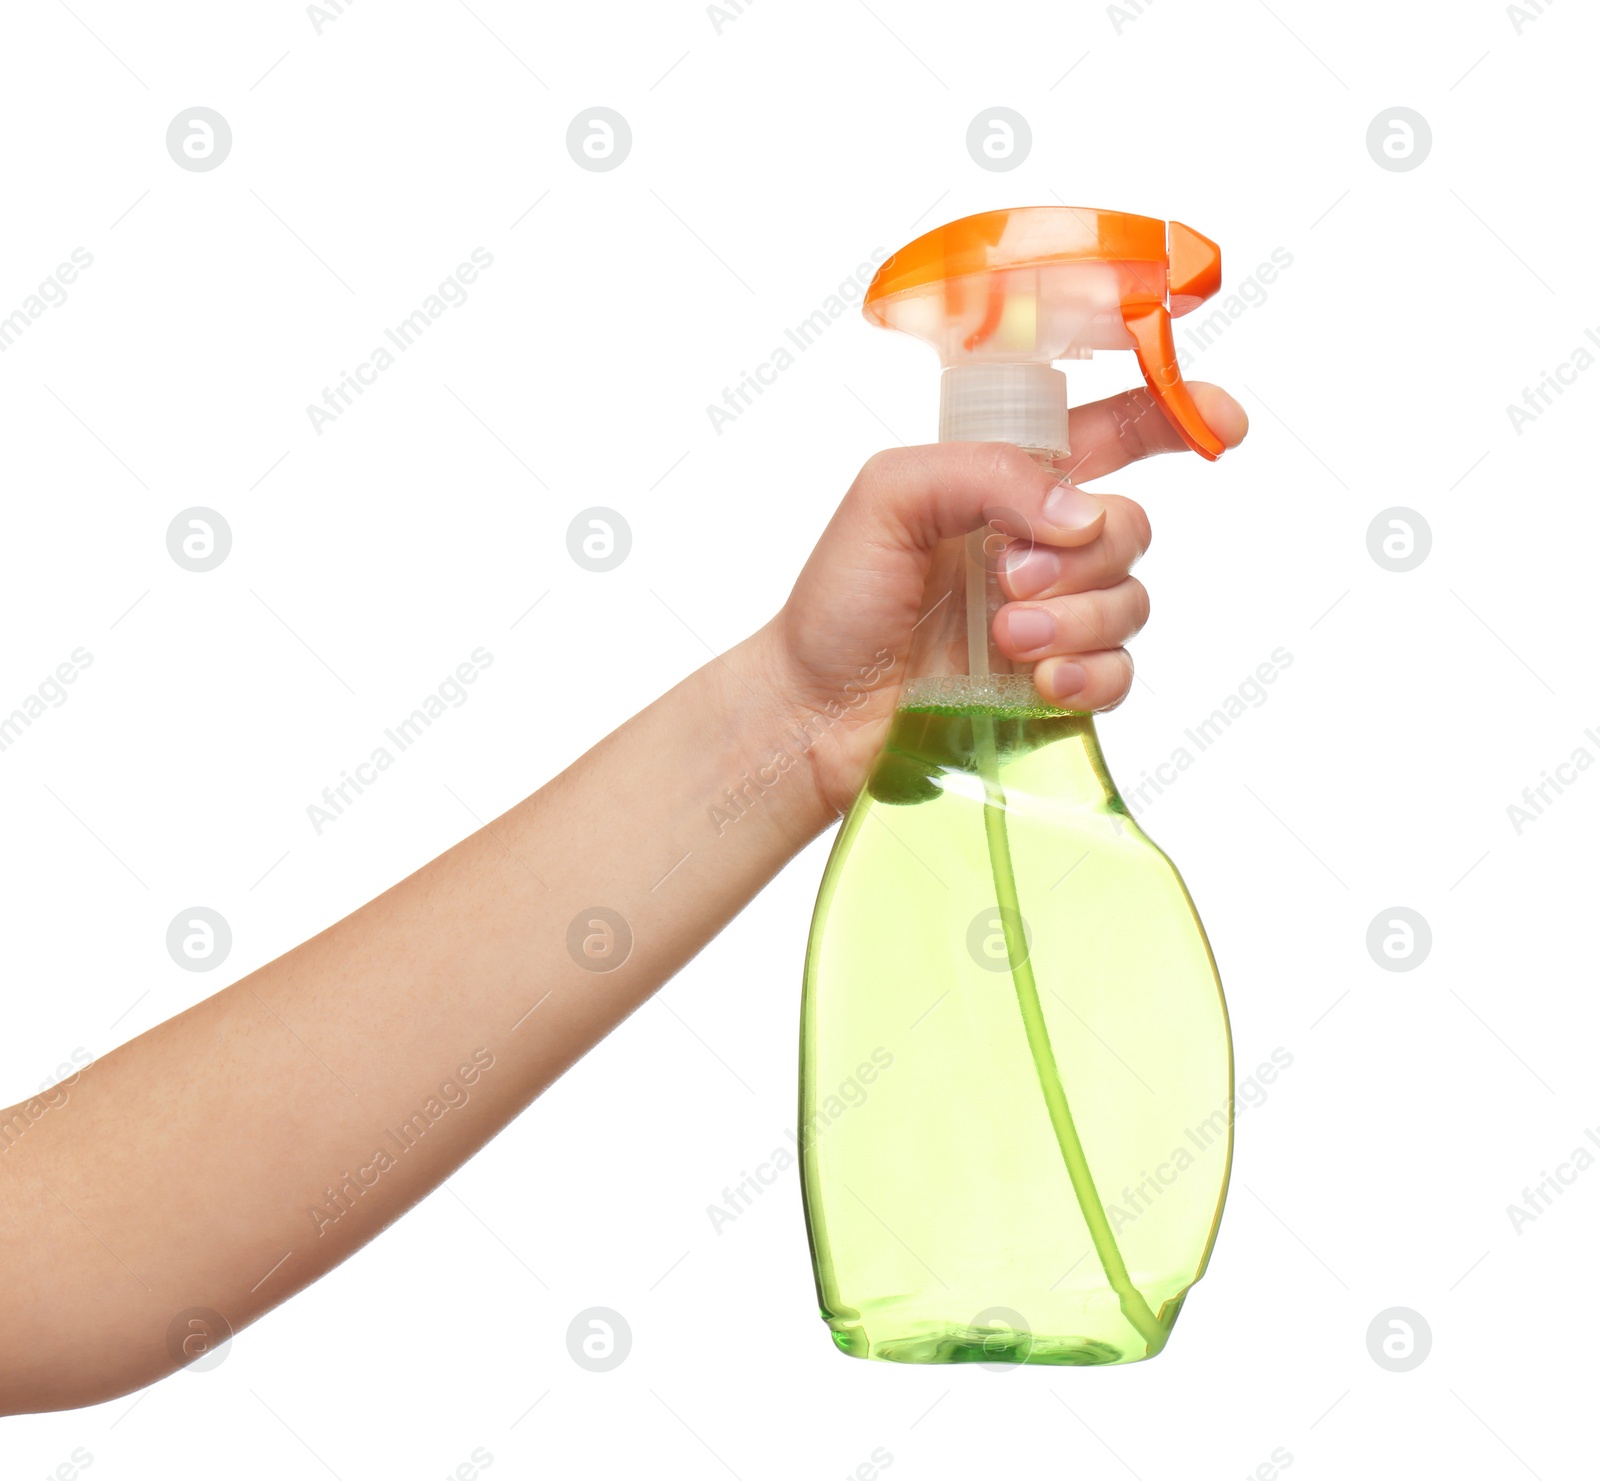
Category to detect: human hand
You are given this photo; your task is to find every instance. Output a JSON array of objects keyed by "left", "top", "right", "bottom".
[{"left": 754, "top": 384, "right": 1248, "bottom": 819}]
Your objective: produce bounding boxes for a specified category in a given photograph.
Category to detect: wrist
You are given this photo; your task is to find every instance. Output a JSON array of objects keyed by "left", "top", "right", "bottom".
[{"left": 704, "top": 625, "right": 842, "bottom": 851}]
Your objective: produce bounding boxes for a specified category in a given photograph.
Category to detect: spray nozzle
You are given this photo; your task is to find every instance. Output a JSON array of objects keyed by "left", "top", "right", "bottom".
[{"left": 864, "top": 206, "right": 1226, "bottom": 460}]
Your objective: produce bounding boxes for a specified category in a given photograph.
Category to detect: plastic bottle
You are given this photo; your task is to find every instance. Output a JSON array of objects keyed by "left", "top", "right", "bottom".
[{"left": 800, "top": 207, "right": 1234, "bottom": 1366}]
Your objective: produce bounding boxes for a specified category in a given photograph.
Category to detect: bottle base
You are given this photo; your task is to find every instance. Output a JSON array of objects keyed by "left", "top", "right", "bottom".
[
  {"left": 830, "top": 1324, "right": 1130, "bottom": 1367},
  {"left": 823, "top": 1287, "right": 1190, "bottom": 1367}
]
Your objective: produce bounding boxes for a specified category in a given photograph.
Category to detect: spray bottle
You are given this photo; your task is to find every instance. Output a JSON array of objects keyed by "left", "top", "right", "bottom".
[{"left": 799, "top": 207, "right": 1234, "bottom": 1365}]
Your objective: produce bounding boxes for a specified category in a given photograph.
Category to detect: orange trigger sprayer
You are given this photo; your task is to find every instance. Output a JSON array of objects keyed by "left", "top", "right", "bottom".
[{"left": 862, "top": 205, "right": 1225, "bottom": 460}]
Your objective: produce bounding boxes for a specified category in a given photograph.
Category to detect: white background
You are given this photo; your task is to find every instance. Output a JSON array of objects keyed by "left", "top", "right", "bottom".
[{"left": 2, "top": 1, "right": 1595, "bottom": 1477}]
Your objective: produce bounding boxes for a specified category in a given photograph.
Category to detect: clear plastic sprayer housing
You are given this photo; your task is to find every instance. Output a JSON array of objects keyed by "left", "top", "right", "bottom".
[{"left": 799, "top": 207, "right": 1236, "bottom": 1367}]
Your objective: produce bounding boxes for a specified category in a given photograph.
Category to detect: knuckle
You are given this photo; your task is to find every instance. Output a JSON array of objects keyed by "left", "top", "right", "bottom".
[
  {"left": 1126, "top": 577, "right": 1151, "bottom": 631},
  {"left": 1113, "top": 393, "right": 1155, "bottom": 459},
  {"left": 1061, "top": 590, "right": 1104, "bottom": 649},
  {"left": 1121, "top": 497, "right": 1153, "bottom": 559},
  {"left": 858, "top": 446, "right": 901, "bottom": 486},
  {"left": 1081, "top": 589, "right": 1113, "bottom": 645},
  {"left": 1101, "top": 651, "right": 1135, "bottom": 710},
  {"left": 980, "top": 441, "right": 1034, "bottom": 489}
]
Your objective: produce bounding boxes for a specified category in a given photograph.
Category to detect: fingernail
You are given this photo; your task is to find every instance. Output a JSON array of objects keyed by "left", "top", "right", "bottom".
[
  {"left": 1046, "top": 661, "right": 1088, "bottom": 702},
  {"left": 1002, "top": 543, "right": 1060, "bottom": 599},
  {"left": 1002, "top": 607, "right": 1055, "bottom": 654},
  {"left": 1043, "top": 483, "right": 1104, "bottom": 532}
]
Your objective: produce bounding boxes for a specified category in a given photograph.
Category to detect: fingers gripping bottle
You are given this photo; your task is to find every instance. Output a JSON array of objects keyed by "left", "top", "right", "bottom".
[{"left": 800, "top": 208, "right": 1234, "bottom": 1366}]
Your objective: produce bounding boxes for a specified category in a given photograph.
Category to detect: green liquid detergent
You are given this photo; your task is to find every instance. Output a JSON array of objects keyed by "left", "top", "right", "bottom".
[{"left": 801, "top": 678, "right": 1231, "bottom": 1363}]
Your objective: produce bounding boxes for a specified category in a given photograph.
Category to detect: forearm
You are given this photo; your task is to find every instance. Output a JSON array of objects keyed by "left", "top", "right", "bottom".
[{"left": 0, "top": 625, "right": 831, "bottom": 1414}]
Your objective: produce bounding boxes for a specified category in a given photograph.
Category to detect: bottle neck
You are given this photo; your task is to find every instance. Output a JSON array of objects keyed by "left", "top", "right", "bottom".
[
  {"left": 904, "top": 443, "right": 1069, "bottom": 690},
  {"left": 939, "top": 363, "right": 1069, "bottom": 455}
]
